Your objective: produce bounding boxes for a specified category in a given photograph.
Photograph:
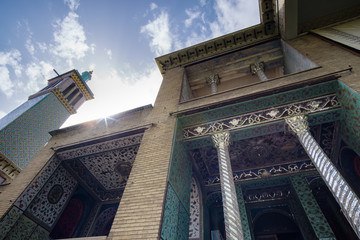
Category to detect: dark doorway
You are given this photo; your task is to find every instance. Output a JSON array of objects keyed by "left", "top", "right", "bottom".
[{"left": 253, "top": 211, "right": 303, "bottom": 240}]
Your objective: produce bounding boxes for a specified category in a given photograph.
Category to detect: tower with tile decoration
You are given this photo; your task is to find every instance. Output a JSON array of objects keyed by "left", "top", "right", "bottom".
[
  {"left": 0, "top": 70, "right": 93, "bottom": 183},
  {"left": 1, "top": 0, "right": 360, "bottom": 240}
]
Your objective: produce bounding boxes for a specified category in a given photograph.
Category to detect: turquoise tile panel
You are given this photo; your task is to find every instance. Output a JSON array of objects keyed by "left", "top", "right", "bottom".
[
  {"left": 337, "top": 81, "right": 360, "bottom": 156},
  {"left": 161, "top": 184, "right": 180, "bottom": 240},
  {"left": 168, "top": 120, "right": 192, "bottom": 211},
  {"left": 0, "top": 92, "right": 70, "bottom": 169},
  {"left": 0, "top": 207, "right": 23, "bottom": 240},
  {"left": 291, "top": 175, "right": 335, "bottom": 239},
  {"left": 4, "top": 215, "right": 36, "bottom": 240},
  {"left": 29, "top": 226, "right": 50, "bottom": 240},
  {"left": 235, "top": 184, "right": 251, "bottom": 240}
]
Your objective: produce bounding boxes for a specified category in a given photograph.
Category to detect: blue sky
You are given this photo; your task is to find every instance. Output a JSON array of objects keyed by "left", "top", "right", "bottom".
[{"left": 0, "top": 0, "right": 260, "bottom": 127}]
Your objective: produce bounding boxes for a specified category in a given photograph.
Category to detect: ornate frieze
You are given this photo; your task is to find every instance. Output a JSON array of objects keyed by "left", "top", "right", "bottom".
[
  {"left": 206, "top": 160, "right": 315, "bottom": 185},
  {"left": 243, "top": 186, "right": 292, "bottom": 203},
  {"left": 184, "top": 94, "right": 340, "bottom": 139}
]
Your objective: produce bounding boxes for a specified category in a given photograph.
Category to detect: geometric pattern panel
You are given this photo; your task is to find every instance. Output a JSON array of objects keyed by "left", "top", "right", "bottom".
[
  {"left": 0, "top": 92, "right": 70, "bottom": 169},
  {"left": 337, "top": 80, "right": 360, "bottom": 156},
  {"left": 27, "top": 165, "right": 77, "bottom": 228},
  {"left": 290, "top": 175, "right": 335, "bottom": 239},
  {"left": 79, "top": 145, "right": 139, "bottom": 190},
  {"left": 188, "top": 177, "right": 200, "bottom": 239},
  {"left": 161, "top": 183, "right": 180, "bottom": 240},
  {"left": 15, "top": 155, "right": 61, "bottom": 211},
  {"left": 63, "top": 158, "right": 124, "bottom": 201}
]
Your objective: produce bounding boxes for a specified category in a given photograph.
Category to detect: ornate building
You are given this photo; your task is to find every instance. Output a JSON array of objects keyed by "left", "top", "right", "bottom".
[{"left": 1, "top": 0, "right": 360, "bottom": 239}]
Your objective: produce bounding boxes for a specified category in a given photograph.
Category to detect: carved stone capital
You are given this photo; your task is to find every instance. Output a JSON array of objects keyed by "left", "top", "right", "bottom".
[
  {"left": 250, "top": 62, "right": 265, "bottom": 74},
  {"left": 206, "top": 74, "right": 220, "bottom": 85},
  {"left": 212, "top": 131, "right": 230, "bottom": 148},
  {"left": 285, "top": 115, "right": 309, "bottom": 135}
]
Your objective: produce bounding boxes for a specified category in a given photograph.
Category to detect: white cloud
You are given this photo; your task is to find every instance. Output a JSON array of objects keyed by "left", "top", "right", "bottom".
[
  {"left": 210, "top": 0, "right": 260, "bottom": 37},
  {"left": 0, "top": 67, "right": 14, "bottom": 97},
  {"left": 25, "top": 61, "right": 54, "bottom": 92},
  {"left": 90, "top": 43, "right": 96, "bottom": 54},
  {"left": 51, "top": 12, "right": 89, "bottom": 66},
  {"left": 105, "top": 48, "right": 112, "bottom": 60},
  {"left": 37, "top": 42, "right": 47, "bottom": 52},
  {"left": 141, "top": 11, "right": 172, "bottom": 56},
  {"left": 0, "top": 110, "right": 6, "bottom": 120},
  {"left": 150, "top": 2, "right": 158, "bottom": 11},
  {"left": 185, "top": 31, "right": 208, "bottom": 47},
  {"left": 64, "top": 0, "right": 80, "bottom": 11},
  {"left": 0, "top": 49, "right": 22, "bottom": 77},
  {"left": 185, "top": 9, "right": 201, "bottom": 28},
  {"left": 199, "top": 0, "right": 206, "bottom": 6},
  {"left": 25, "top": 38, "right": 35, "bottom": 56}
]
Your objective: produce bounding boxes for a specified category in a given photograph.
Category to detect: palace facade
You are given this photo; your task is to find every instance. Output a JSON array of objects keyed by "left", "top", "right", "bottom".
[{"left": 1, "top": 0, "right": 360, "bottom": 239}]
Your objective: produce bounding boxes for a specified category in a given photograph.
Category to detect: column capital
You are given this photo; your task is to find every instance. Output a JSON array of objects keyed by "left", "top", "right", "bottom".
[
  {"left": 285, "top": 115, "right": 309, "bottom": 135},
  {"left": 250, "top": 62, "right": 265, "bottom": 74},
  {"left": 206, "top": 74, "right": 220, "bottom": 86},
  {"left": 212, "top": 131, "right": 230, "bottom": 148}
]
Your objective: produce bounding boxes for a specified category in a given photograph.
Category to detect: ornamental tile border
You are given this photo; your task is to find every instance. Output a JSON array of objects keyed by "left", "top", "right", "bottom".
[
  {"left": 235, "top": 184, "right": 252, "bottom": 240},
  {"left": 183, "top": 94, "right": 340, "bottom": 139}
]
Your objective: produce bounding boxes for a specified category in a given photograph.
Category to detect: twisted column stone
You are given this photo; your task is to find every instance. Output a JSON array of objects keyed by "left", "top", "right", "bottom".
[
  {"left": 285, "top": 115, "right": 360, "bottom": 238},
  {"left": 212, "top": 132, "right": 244, "bottom": 240}
]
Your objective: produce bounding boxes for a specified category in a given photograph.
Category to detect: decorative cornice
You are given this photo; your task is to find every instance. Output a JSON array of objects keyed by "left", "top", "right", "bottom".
[
  {"left": 56, "top": 133, "right": 143, "bottom": 160},
  {"left": 183, "top": 94, "right": 340, "bottom": 139},
  {"left": 52, "top": 87, "right": 76, "bottom": 114},
  {"left": 155, "top": 0, "right": 277, "bottom": 74},
  {"left": 71, "top": 72, "right": 94, "bottom": 100}
]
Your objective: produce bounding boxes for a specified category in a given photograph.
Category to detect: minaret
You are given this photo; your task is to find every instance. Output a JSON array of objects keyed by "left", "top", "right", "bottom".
[{"left": 0, "top": 69, "right": 94, "bottom": 182}]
